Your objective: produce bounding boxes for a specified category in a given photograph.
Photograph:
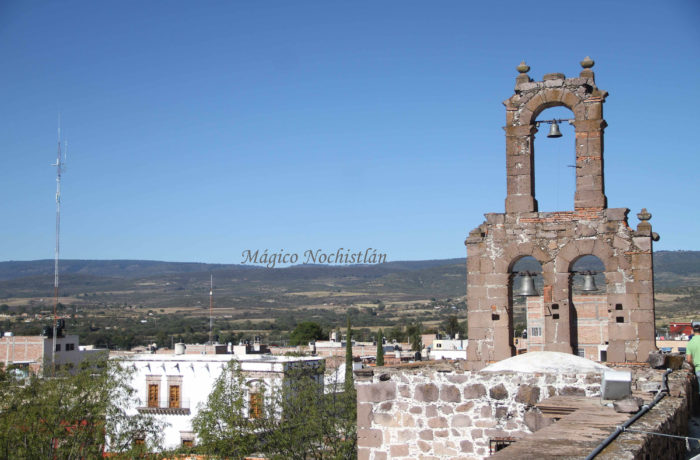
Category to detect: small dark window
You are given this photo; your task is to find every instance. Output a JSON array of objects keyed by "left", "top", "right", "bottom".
[
  {"left": 552, "top": 303, "right": 559, "bottom": 310},
  {"left": 553, "top": 314, "right": 560, "bottom": 320},
  {"left": 600, "top": 350, "right": 607, "bottom": 362},
  {"left": 615, "top": 304, "right": 623, "bottom": 310},
  {"left": 616, "top": 317, "right": 624, "bottom": 323},
  {"left": 492, "top": 314, "right": 500, "bottom": 321},
  {"left": 55, "top": 344, "right": 61, "bottom": 352}
]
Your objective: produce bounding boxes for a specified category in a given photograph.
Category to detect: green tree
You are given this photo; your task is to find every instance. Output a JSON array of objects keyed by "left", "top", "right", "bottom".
[
  {"left": 191, "top": 361, "right": 267, "bottom": 458},
  {"left": 289, "top": 321, "right": 326, "bottom": 346},
  {"left": 442, "top": 315, "right": 464, "bottom": 338},
  {"left": 0, "top": 358, "right": 165, "bottom": 459},
  {"left": 193, "top": 360, "right": 356, "bottom": 459},
  {"left": 376, "top": 329, "right": 384, "bottom": 366},
  {"left": 406, "top": 322, "right": 423, "bottom": 352}
]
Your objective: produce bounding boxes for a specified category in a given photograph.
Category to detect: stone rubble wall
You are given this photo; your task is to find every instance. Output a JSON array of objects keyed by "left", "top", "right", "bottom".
[{"left": 356, "top": 365, "right": 602, "bottom": 460}]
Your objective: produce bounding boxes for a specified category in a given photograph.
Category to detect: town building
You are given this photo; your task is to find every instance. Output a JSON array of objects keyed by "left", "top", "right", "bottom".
[
  {"left": 116, "top": 343, "right": 323, "bottom": 450},
  {"left": 0, "top": 326, "right": 105, "bottom": 374},
  {"left": 428, "top": 336, "right": 467, "bottom": 360}
]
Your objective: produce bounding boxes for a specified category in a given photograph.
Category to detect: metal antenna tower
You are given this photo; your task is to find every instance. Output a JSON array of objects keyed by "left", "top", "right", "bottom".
[
  {"left": 208, "top": 274, "right": 213, "bottom": 347},
  {"left": 51, "top": 117, "right": 66, "bottom": 369}
]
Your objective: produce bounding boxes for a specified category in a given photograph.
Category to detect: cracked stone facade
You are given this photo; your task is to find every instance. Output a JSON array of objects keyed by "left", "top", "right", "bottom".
[{"left": 465, "top": 60, "right": 658, "bottom": 370}]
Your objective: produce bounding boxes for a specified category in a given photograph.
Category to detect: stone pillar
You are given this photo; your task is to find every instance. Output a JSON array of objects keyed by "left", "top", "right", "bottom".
[
  {"left": 505, "top": 124, "right": 538, "bottom": 213},
  {"left": 573, "top": 117, "right": 607, "bottom": 210}
]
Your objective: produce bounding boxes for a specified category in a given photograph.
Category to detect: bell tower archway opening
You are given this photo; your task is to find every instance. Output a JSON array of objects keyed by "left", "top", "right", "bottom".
[
  {"left": 533, "top": 106, "right": 577, "bottom": 212},
  {"left": 510, "top": 256, "right": 543, "bottom": 353}
]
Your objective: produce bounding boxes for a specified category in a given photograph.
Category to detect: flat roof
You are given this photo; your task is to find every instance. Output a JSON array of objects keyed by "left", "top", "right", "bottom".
[{"left": 119, "top": 353, "right": 322, "bottom": 364}]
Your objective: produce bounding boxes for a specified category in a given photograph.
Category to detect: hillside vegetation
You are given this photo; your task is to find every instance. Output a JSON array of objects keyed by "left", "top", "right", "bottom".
[{"left": 0, "top": 251, "right": 696, "bottom": 349}]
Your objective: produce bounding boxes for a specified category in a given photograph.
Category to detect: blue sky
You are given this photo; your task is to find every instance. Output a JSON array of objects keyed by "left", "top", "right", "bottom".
[{"left": 1, "top": 0, "right": 698, "bottom": 264}]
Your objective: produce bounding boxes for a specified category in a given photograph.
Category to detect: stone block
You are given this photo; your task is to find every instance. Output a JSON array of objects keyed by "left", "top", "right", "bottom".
[
  {"left": 417, "top": 440, "right": 431, "bottom": 453},
  {"left": 666, "top": 354, "right": 685, "bottom": 370},
  {"left": 409, "top": 406, "right": 422, "bottom": 415},
  {"left": 390, "top": 444, "right": 409, "bottom": 457},
  {"left": 428, "top": 417, "right": 448, "bottom": 429},
  {"left": 463, "top": 383, "right": 486, "bottom": 399},
  {"left": 415, "top": 383, "right": 439, "bottom": 402},
  {"left": 495, "top": 406, "right": 508, "bottom": 419},
  {"left": 357, "top": 447, "right": 370, "bottom": 460},
  {"left": 460, "top": 440, "right": 474, "bottom": 453},
  {"left": 374, "top": 452, "right": 387, "bottom": 460},
  {"left": 434, "top": 429, "right": 449, "bottom": 437},
  {"left": 357, "top": 381, "right": 396, "bottom": 403},
  {"left": 439, "top": 384, "right": 461, "bottom": 403},
  {"left": 489, "top": 383, "right": 509, "bottom": 400},
  {"left": 456, "top": 401, "right": 474, "bottom": 412},
  {"left": 515, "top": 384, "right": 540, "bottom": 405},
  {"left": 426, "top": 405, "right": 438, "bottom": 417},
  {"left": 378, "top": 401, "right": 392, "bottom": 412},
  {"left": 613, "top": 396, "right": 642, "bottom": 413},
  {"left": 452, "top": 414, "right": 472, "bottom": 427},
  {"left": 357, "top": 428, "right": 383, "bottom": 448},
  {"left": 357, "top": 403, "right": 373, "bottom": 428},
  {"left": 373, "top": 413, "right": 400, "bottom": 427},
  {"left": 419, "top": 429, "right": 433, "bottom": 440},
  {"left": 524, "top": 408, "right": 552, "bottom": 432}
]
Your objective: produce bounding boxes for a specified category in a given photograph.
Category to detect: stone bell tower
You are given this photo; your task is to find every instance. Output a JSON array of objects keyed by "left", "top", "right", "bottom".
[{"left": 465, "top": 58, "right": 658, "bottom": 370}]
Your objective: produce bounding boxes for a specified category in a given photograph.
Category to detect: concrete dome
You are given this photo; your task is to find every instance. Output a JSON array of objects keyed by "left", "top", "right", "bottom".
[{"left": 481, "top": 351, "right": 609, "bottom": 373}]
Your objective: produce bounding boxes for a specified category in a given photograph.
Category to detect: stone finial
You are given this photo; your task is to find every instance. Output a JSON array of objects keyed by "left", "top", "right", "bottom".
[
  {"left": 580, "top": 56, "right": 595, "bottom": 69},
  {"left": 636, "top": 208, "right": 653, "bottom": 235},
  {"left": 637, "top": 208, "right": 651, "bottom": 221},
  {"left": 516, "top": 61, "right": 530, "bottom": 74}
]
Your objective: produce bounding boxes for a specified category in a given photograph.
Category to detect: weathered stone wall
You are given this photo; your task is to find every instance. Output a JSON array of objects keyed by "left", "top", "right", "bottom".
[{"left": 355, "top": 364, "right": 602, "bottom": 459}]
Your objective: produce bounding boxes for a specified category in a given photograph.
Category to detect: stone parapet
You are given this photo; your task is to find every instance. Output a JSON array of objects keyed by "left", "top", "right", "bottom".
[{"left": 355, "top": 362, "right": 602, "bottom": 459}]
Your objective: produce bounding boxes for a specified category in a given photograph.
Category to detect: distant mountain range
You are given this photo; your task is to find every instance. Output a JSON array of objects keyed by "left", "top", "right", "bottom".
[
  {"left": 0, "top": 251, "right": 697, "bottom": 305},
  {"left": 1, "top": 250, "right": 697, "bottom": 281}
]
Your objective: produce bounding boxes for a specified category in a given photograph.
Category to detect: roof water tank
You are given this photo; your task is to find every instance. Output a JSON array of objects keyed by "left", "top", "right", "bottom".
[
  {"left": 601, "top": 370, "right": 632, "bottom": 400},
  {"left": 174, "top": 343, "right": 186, "bottom": 355}
]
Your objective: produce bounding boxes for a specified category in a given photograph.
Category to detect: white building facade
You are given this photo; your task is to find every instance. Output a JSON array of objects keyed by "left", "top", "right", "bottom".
[{"left": 118, "top": 349, "right": 323, "bottom": 450}]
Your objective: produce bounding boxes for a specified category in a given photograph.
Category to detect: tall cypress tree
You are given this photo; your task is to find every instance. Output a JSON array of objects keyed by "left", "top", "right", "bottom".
[
  {"left": 345, "top": 316, "right": 353, "bottom": 390},
  {"left": 376, "top": 328, "right": 384, "bottom": 366}
]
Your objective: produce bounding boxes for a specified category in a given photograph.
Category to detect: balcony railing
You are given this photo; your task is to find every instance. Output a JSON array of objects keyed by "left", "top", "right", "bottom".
[{"left": 137, "top": 398, "right": 191, "bottom": 415}]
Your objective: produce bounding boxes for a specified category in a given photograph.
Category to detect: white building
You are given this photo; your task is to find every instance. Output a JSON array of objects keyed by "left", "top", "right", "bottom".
[
  {"left": 429, "top": 338, "right": 468, "bottom": 360},
  {"left": 118, "top": 345, "right": 323, "bottom": 450}
]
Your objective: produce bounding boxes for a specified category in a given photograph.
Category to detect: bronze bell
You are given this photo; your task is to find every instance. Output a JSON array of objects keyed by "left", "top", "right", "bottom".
[
  {"left": 547, "top": 121, "right": 563, "bottom": 138},
  {"left": 518, "top": 272, "right": 538, "bottom": 296},
  {"left": 581, "top": 271, "right": 598, "bottom": 292}
]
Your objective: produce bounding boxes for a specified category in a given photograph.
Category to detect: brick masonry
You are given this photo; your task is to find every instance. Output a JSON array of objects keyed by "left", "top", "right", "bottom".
[{"left": 465, "top": 60, "right": 658, "bottom": 369}]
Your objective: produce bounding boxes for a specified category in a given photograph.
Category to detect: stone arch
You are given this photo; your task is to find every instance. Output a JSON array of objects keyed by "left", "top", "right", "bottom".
[
  {"left": 555, "top": 239, "right": 615, "bottom": 275},
  {"left": 503, "top": 242, "right": 551, "bottom": 273},
  {"left": 519, "top": 88, "right": 584, "bottom": 126},
  {"left": 504, "top": 71, "right": 608, "bottom": 213}
]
